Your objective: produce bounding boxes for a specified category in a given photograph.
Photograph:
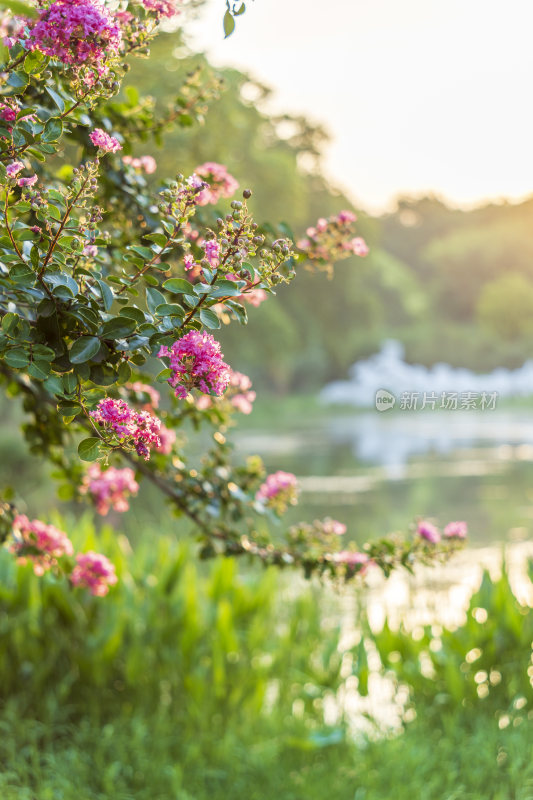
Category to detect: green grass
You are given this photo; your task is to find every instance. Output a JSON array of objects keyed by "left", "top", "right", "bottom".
[{"left": 1, "top": 711, "right": 532, "bottom": 799}]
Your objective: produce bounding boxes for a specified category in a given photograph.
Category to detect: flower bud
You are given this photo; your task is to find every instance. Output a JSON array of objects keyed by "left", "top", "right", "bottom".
[{"left": 243, "top": 189, "right": 252, "bottom": 199}]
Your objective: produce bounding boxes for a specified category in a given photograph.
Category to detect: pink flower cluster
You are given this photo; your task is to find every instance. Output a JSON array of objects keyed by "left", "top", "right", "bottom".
[
  {"left": 122, "top": 155, "right": 157, "bottom": 174},
  {"left": 334, "top": 550, "right": 372, "bottom": 575},
  {"left": 142, "top": 0, "right": 180, "bottom": 18},
  {"left": 196, "top": 369, "right": 256, "bottom": 414},
  {"left": 81, "top": 463, "right": 139, "bottom": 516},
  {"left": 6, "top": 161, "right": 23, "bottom": 178},
  {"left": 297, "top": 210, "right": 369, "bottom": 265},
  {"left": 417, "top": 519, "right": 468, "bottom": 544},
  {"left": 90, "top": 398, "right": 161, "bottom": 460},
  {"left": 203, "top": 239, "right": 220, "bottom": 267},
  {"left": 18, "top": 175, "right": 38, "bottom": 188},
  {"left": 156, "top": 423, "right": 176, "bottom": 454},
  {"left": 89, "top": 128, "right": 122, "bottom": 153},
  {"left": 126, "top": 381, "right": 160, "bottom": 409},
  {"left": 10, "top": 515, "right": 117, "bottom": 596},
  {"left": 194, "top": 162, "right": 239, "bottom": 206},
  {"left": 158, "top": 332, "right": 231, "bottom": 399},
  {"left": 11, "top": 514, "right": 73, "bottom": 575},
  {"left": 256, "top": 470, "right": 299, "bottom": 513},
  {"left": 27, "top": 0, "right": 122, "bottom": 70},
  {"left": 70, "top": 551, "right": 118, "bottom": 596}
]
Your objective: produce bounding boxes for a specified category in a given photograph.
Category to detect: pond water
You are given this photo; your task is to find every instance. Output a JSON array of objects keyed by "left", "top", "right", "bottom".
[
  {"left": 235, "top": 406, "right": 533, "bottom": 729},
  {"left": 235, "top": 408, "right": 533, "bottom": 549}
]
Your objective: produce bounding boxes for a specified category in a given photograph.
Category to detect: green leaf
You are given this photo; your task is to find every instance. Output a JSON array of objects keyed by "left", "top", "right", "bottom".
[
  {"left": 100, "top": 317, "right": 137, "bottom": 339},
  {"left": 28, "top": 360, "right": 51, "bottom": 380},
  {"left": 156, "top": 368, "right": 172, "bottom": 382},
  {"left": 6, "top": 71, "right": 28, "bottom": 90},
  {"left": 24, "top": 50, "right": 48, "bottom": 74},
  {"left": 162, "top": 278, "right": 193, "bottom": 294},
  {"left": 223, "top": 9, "right": 236, "bottom": 37},
  {"left": 144, "top": 233, "right": 168, "bottom": 247},
  {"left": 128, "top": 245, "right": 153, "bottom": 260},
  {"left": 1, "top": 313, "right": 19, "bottom": 333},
  {"left": 4, "top": 348, "right": 29, "bottom": 368},
  {"left": 210, "top": 279, "right": 243, "bottom": 298},
  {"left": 146, "top": 287, "right": 166, "bottom": 315},
  {"left": 96, "top": 279, "right": 114, "bottom": 311},
  {"left": 41, "top": 117, "right": 63, "bottom": 142},
  {"left": 78, "top": 437, "right": 102, "bottom": 462},
  {"left": 199, "top": 308, "right": 221, "bottom": 329},
  {"left": 44, "top": 86, "right": 66, "bottom": 113},
  {"left": 69, "top": 336, "right": 101, "bottom": 364},
  {"left": 154, "top": 303, "right": 185, "bottom": 319}
]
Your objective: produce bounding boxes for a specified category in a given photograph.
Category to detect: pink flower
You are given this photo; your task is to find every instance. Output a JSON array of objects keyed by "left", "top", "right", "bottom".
[
  {"left": 203, "top": 239, "right": 220, "bottom": 268},
  {"left": 444, "top": 521, "right": 468, "bottom": 539},
  {"left": 17, "top": 175, "right": 38, "bottom": 188},
  {"left": 256, "top": 470, "right": 299, "bottom": 512},
  {"left": 158, "top": 332, "right": 231, "bottom": 399},
  {"left": 298, "top": 210, "right": 366, "bottom": 265},
  {"left": 27, "top": 0, "right": 122, "bottom": 70},
  {"left": 322, "top": 518, "right": 347, "bottom": 536},
  {"left": 334, "top": 551, "right": 371, "bottom": 574},
  {"left": 90, "top": 398, "right": 161, "bottom": 460},
  {"left": 183, "top": 253, "right": 196, "bottom": 271},
  {"left": 337, "top": 210, "right": 357, "bottom": 224},
  {"left": 89, "top": 128, "right": 122, "bottom": 153},
  {"left": 156, "top": 423, "right": 176, "bottom": 454},
  {"left": 194, "top": 162, "right": 239, "bottom": 206},
  {"left": 6, "top": 161, "right": 23, "bottom": 178},
  {"left": 142, "top": 0, "right": 180, "bottom": 18},
  {"left": 83, "top": 244, "right": 98, "bottom": 257},
  {"left": 350, "top": 237, "right": 369, "bottom": 257},
  {"left": 122, "top": 154, "right": 157, "bottom": 174},
  {"left": 228, "top": 370, "right": 255, "bottom": 414},
  {"left": 126, "top": 381, "right": 160, "bottom": 410},
  {"left": 70, "top": 551, "right": 118, "bottom": 596},
  {"left": 11, "top": 515, "right": 74, "bottom": 575},
  {"left": 81, "top": 463, "right": 139, "bottom": 515},
  {"left": 240, "top": 288, "right": 268, "bottom": 307},
  {"left": 0, "top": 104, "right": 17, "bottom": 123},
  {"left": 417, "top": 520, "right": 441, "bottom": 544}
]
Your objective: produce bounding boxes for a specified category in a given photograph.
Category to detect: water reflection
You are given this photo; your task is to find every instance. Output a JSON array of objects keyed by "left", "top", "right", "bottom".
[{"left": 234, "top": 409, "right": 533, "bottom": 547}]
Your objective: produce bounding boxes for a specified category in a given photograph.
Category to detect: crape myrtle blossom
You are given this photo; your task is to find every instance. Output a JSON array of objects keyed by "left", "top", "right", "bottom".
[
  {"left": 142, "top": 0, "right": 180, "bottom": 18},
  {"left": 158, "top": 331, "right": 231, "bottom": 400},
  {"left": 297, "top": 209, "right": 368, "bottom": 267},
  {"left": 156, "top": 423, "right": 176, "bottom": 455},
  {"left": 90, "top": 397, "right": 161, "bottom": 460},
  {"left": 81, "top": 463, "right": 139, "bottom": 516},
  {"left": 195, "top": 369, "right": 256, "bottom": 415},
  {"left": 194, "top": 162, "right": 239, "bottom": 206},
  {"left": 203, "top": 238, "right": 220, "bottom": 268},
  {"left": 11, "top": 514, "right": 74, "bottom": 575},
  {"left": 417, "top": 520, "right": 441, "bottom": 544},
  {"left": 125, "top": 381, "right": 160, "bottom": 410},
  {"left": 17, "top": 175, "right": 38, "bottom": 188},
  {"left": 256, "top": 470, "right": 299, "bottom": 514},
  {"left": 6, "top": 161, "right": 24, "bottom": 178},
  {"left": 70, "top": 551, "right": 118, "bottom": 596},
  {"left": 334, "top": 550, "right": 372, "bottom": 576},
  {"left": 444, "top": 521, "right": 468, "bottom": 539},
  {"left": 122, "top": 155, "right": 157, "bottom": 174},
  {"left": 89, "top": 128, "right": 122, "bottom": 153},
  {"left": 27, "top": 0, "right": 122, "bottom": 71}
]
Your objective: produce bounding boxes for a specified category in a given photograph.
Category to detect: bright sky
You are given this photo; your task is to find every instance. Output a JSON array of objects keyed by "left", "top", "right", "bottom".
[{"left": 187, "top": 0, "right": 533, "bottom": 213}]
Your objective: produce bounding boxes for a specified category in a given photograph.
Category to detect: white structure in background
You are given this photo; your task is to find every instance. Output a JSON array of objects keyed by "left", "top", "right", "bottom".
[{"left": 320, "top": 339, "right": 533, "bottom": 407}]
